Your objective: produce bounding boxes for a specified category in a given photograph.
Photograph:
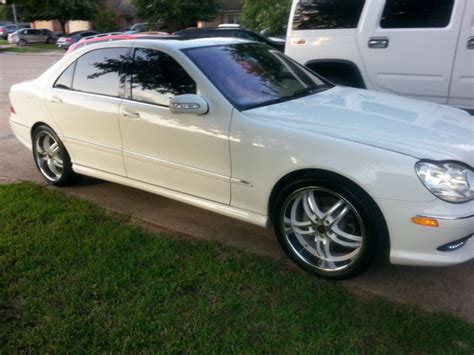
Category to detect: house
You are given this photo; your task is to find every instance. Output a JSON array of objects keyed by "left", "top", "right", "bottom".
[{"left": 198, "top": 0, "right": 244, "bottom": 28}]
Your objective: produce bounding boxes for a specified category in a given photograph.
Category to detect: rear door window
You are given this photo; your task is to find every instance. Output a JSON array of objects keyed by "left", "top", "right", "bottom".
[
  {"left": 130, "top": 48, "right": 196, "bottom": 106},
  {"left": 292, "top": 0, "right": 366, "bottom": 30},
  {"left": 380, "top": 0, "right": 455, "bottom": 28},
  {"left": 72, "top": 48, "right": 128, "bottom": 97}
]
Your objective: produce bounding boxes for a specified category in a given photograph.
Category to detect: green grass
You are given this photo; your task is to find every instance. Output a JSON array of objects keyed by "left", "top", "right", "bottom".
[
  {"left": 0, "top": 39, "right": 8, "bottom": 45},
  {"left": 0, "top": 43, "right": 62, "bottom": 53},
  {"left": 0, "top": 183, "right": 473, "bottom": 353}
]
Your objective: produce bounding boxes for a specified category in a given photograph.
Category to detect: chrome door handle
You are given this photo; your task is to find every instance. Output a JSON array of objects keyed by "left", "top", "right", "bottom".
[
  {"left": 368, "top": 37, "right": 389, "bottom": 49},
  {"left": 50, "top": 95, "right": 62, "bottom": 104},
  {"left": 120, "top": 107, "right": 140, "bottom": 118},
  {"left": 467, "top": 37, "right": 474, "bottom": 50}
]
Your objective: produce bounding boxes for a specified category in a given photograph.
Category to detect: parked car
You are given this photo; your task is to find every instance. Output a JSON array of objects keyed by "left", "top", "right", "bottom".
[
  {"left": 8, "top": 28, "right": 58, "bottom": 45},
  {"left": 0, "top": 23, "right": 30, "bottom": 39},
  {"left": 56, "top": 30, "right": 99, "bottom": 49},
  {"left": 175, "top": 27, "right": 285, "bottom": 51},
  {"left": 9, "top": 38, "right": 473, "bottom": 279},
  {"left": 65, "top": 32, "right": 174, "bottom": 54},
  {"left": 286, "top": 0, "right": 474, "bottom": 113}
]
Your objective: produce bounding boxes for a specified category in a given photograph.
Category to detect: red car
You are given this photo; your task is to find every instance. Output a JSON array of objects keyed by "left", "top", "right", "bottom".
[{"left": 65, "top": 32, "right": 171, "bottom": 55}]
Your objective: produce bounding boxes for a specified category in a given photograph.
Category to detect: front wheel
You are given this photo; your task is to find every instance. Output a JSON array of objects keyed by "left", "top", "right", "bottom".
[
  {"left": 32, "top": 125, "right": 78, "bottom": 186},
  {"left": 18, "top": 39, "right": 27, "bottom": 46},
  {"left": 272, "top": 174, "right": 387, "bottom": 279}
]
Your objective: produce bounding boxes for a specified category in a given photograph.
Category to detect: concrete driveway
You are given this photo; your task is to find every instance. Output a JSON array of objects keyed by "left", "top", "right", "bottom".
[{"left": 1, "top": 52, "right": 472, "bottom": 322}]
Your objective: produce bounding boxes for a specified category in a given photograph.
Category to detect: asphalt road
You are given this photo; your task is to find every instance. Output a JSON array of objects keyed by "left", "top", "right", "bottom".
[{"left": 1, "top": 52, "right": 472, "bottom": 322}]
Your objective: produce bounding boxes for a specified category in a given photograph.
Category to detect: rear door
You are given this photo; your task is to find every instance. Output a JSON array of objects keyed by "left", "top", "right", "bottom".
[
  {"left": 358, "top": 0, "right": 463, "bottom": 104},
  {"left": 448, "top": 0, "right": 474, "bottom": 110},
  {"left": 46, "top": 47, "right": 129, "bottom": 175}
]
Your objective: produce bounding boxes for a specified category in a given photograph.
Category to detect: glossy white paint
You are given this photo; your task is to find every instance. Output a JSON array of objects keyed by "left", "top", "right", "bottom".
[
  {"left": 449, "top": 0, "right": 474, "bottom": 109},
  {"left": 9, "top": 38, "right": 474, "bottom": 268},
  {"left": 286, "top": 0, "right": 473, "bottom": 110}
]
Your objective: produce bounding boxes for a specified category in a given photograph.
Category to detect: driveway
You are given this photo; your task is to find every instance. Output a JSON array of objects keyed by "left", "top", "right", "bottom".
[{"left": 1, "top": 52, "right": 472, "bottom": 322}]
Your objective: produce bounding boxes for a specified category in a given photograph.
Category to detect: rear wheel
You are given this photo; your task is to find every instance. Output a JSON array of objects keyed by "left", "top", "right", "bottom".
[
  {"left": 46, "top": 37, "right": 54, "bottom": 44},
  {"left": 32, "top": 125, "right": 78, "bottom": 186},
  {"left": 272, "top": 173, "right": 387, "bottom": 279},
  {"left": 18, "top": 39, "right": 27, "bottom": 46}
]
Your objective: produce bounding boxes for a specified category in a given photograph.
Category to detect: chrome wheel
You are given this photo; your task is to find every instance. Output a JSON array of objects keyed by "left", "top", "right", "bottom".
[
  {"left": 34, "top": 131, "right": 64, "bottom": 182},
  {"left": 282, "top": 187, "right": 365, "bottom": 272}
]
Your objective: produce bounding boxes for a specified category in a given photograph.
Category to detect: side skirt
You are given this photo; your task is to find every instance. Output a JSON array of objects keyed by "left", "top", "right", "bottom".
[{"left": 72, "top": 164, "right": 269, "bottom": 228}]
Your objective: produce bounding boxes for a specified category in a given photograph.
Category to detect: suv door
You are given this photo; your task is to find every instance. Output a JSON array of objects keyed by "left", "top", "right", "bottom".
[
  {"left": 358, "top": 0, "right": 463, "bottom": 104},
  {"left": 448, "top": 0, "right": 474, "bottom": 111},
  {"left": 46, "top": 47, "right": 129, "bottom": 176},
  {"left": 29, "top": 29, "right": 42, "bottom": 43},
  {"left": 118, "top": 47, "right": 232, "bottom": 204}
]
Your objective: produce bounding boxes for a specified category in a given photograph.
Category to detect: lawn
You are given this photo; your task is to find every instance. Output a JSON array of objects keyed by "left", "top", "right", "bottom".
[
  {"left": 0, "top": 39, "right": 8, "bottom": 45},
  {"left": 0, "top": 183, "right": 473, "bottom": 353},
  {"left": 0, "top": 43, "right": 62, "bottom": 53}
]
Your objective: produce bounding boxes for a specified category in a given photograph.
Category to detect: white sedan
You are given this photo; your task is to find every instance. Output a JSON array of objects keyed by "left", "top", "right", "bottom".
[{"left": 9, "top": 38, "right": 473, "bottom": 279}]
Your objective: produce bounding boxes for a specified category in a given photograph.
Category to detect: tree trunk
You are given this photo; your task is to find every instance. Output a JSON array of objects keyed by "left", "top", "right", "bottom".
[{"left": 59, "top": 19, "right": 67, "bottom": 34}]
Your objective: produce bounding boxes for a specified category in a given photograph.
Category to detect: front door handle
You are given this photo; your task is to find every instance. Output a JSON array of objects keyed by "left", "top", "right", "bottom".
[
  {"left": 467, "top": 37, "right": 474, "bottom": 50},
  {"left": 120, "top": 107, "right": 140, "bottom": 119},
  {"left": 368, "top": 37, "right": 389, "bottom": 49},
  {"left": 50, "top": 95, "right": 62, "bottom": 104}
]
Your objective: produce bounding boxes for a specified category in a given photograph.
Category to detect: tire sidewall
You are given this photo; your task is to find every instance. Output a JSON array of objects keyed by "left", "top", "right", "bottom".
[{"left": 272, "top": 174, "right": 383, "bottom": 280}]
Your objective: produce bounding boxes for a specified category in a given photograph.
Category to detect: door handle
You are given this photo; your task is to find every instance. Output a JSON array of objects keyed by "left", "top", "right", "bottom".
[
  {"left": 50, "top": 95, "right": 62, "bottom": 104},
  {"left": 467, "top": 37, "right": 474, "bottom": 50},
  {"left": 120, "top": 107, "right": 140, "bottom": 118},
  {"left": 368, "top": 37, "right": 389, "bottom": 49}
]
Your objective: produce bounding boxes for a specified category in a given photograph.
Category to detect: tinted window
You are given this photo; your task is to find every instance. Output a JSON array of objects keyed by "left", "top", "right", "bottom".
[
  {"left": 73, "top": 48, "right": 128, "bottom": 97},
  {"left": 381, "top": 0, "right": 454, "bottom": 28},
  {"left": 54, "top": 63, "right": 76, "bottom": 90},
  {"left": 130, "top": 48, "right": 196, "bottom": 106},
  {"left": 292, "top": 0, "right": 365, "bottom": 30},
  {"left": 185, "top": 43, "right": 328, "bottom": 110}
]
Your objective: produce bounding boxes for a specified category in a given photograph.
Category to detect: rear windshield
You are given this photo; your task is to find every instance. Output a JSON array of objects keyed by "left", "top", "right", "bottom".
[{"left": 185, "top": 43, "right": 330, "bottom": 110}]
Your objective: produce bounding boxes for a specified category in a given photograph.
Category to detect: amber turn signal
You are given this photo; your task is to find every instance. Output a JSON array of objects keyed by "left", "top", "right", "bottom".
[{"left": 411, "top": 216, "right": 439, "bottom": 227}]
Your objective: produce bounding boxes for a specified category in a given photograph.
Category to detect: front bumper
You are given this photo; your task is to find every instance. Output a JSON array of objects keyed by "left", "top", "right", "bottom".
[{"left": 376, "top": 198, "right": 473, "bottom": 267}]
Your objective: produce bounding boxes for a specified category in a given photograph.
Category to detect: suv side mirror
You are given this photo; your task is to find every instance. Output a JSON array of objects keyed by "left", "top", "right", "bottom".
[{"left": 169, "top": 94, "right": 209, "bottom": 115}]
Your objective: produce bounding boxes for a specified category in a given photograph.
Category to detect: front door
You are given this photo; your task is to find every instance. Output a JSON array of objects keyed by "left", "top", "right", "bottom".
[
  {"left": 46, "top": 47, "right": 129, "bottom": 176},
  {"left": 359, "top": 0, "right": 463, "bottom": 104},
  {"left": 118, "top": 47, "right": 232, "bottom": 204},
  {"left": 448, "top": 0, "right": 474, "bottom": 110}
]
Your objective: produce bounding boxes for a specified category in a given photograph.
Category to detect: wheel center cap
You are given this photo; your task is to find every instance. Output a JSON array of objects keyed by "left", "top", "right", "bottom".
[{"left": 316, "top": 225, "right": 326, "bottom": 234}]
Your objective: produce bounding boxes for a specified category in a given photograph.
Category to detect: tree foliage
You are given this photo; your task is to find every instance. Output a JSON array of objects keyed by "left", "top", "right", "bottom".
[
  {"left": 93, "top": 8, "right": 120, "bottom": 33},
  {"left": 241, "top": 0, "right": 292, "bottom": 36},
  {"left": 132, "top": 0, "right": 222, "bottom": 32},
  {"left": 5, "top": 0, "right": 98, "bottom": 33}
]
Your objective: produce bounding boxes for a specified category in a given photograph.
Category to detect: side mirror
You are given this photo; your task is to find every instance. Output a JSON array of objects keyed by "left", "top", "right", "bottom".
[{"left": 169, "top": 94, "right": 209, "bottom": 115}]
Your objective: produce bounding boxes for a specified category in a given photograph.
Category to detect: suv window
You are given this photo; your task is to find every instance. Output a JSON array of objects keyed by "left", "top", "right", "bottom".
[
  {"left": 73, "top": 48, "right": 128, "bottom": 97},
  {"left": 130, "top": 48, "right": 196, "bottom": 107},
  {"left": 292, "top": 0, "right": 365, "bottom": 30},
  {"left": 381, "top": 0, "right": 454, "bottom": 28}
]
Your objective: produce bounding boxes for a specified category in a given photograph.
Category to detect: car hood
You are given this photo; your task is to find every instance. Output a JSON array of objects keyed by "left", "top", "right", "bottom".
[{"left": 244, "top": 87, "right": 473, "bottom": 165}]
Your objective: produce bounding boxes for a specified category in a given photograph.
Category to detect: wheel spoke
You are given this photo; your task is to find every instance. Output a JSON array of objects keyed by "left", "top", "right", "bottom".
[
  {"left": 47, "top": 159, "right": 61, "bottom": 177},
  {"left": 326, "top": 231, "right": 361, "bottom": 248},
  {"left": 331, "top": 225, "right": 362, "bottom": 243},
  {"left": 49, "top": 142, "right": 59, "bottom": 156}
]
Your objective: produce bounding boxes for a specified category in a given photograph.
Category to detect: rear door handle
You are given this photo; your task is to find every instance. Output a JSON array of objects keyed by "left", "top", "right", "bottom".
[
  {"left": 368, "top": 37, "right": 389, "bottom": 49},
  {"left": 467, "top": 37, "right": 474, "bottom": 50},
  {"left": 50, "top": 95, "right": 62, "bottom": 104},
  {"left": 120, "top": 107, "right": 140, "bottom": 119}
]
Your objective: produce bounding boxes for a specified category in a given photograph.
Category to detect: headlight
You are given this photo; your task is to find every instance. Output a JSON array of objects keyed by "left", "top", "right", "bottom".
[{"left": 415, "top": 161, "right": 473, "bottom": 203}]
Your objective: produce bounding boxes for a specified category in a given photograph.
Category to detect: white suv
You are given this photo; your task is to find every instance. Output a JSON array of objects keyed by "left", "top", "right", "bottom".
[{"left": 286, "top": 0, "right": 474, "bottom": 112}]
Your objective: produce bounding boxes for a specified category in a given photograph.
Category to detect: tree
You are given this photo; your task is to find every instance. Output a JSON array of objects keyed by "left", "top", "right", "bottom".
[
  {"left": 93, "top": 8, "right": 120, "bottom": 33},
  {"left": 132, "top": 0, "right": 222, "bottom": 32},
  {"left": 6, "top": 0, "right": 98, "bottom": 33},
  {"left": 241, "top": 0, "right": 291, "bottom": 36}
]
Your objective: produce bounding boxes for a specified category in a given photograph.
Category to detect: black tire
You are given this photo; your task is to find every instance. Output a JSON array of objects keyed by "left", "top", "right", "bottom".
[
  {"left": 271, "top": 172, "right": 388, "bottom": 280},
  {"left": 46, "top": 37, "right": 54, "bottom": 44},
  {"left": 32, "top": 125, "right": 78, "bottom": 186},
  {"left": 18, "top": 39, "right": 27, "bottom": 46}
]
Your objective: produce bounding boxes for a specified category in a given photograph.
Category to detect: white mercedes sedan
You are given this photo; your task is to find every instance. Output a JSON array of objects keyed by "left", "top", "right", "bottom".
[{"left": 9, "top": 38, "right": 473, "bottom": 279}]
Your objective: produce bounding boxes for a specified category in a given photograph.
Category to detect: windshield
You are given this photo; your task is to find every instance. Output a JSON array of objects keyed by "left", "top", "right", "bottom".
[{"left": 184, "top": 43, "right": 331, "bottom": 110}]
